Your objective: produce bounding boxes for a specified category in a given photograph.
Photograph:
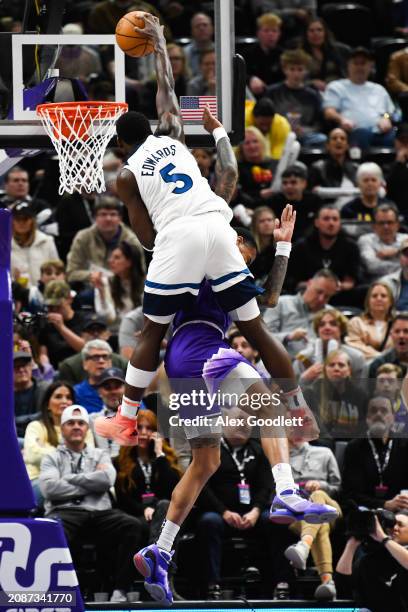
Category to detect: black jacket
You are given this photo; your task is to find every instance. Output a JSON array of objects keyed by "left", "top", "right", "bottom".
[
  {"left": 342, "top": 437, "right": 408, "bottom": 509},
  {"left": 309, "top": 157, "right": 358, "bottom": 190},
  {"left": 197, "top": 438, "right": 272, "bottom": 515}
]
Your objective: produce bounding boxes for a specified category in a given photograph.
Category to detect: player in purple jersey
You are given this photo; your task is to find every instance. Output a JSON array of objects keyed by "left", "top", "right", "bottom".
[{"left": 133, "top": 206, "right": 337, "bottom": 605}]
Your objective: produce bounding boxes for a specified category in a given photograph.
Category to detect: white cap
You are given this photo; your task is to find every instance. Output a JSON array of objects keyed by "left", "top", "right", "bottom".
[{"left": 61, "top": 405, "right": 90, "bottom": 426}]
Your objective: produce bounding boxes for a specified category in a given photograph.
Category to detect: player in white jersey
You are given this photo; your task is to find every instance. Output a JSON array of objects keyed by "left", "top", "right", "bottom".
[{"left": 95, "top": 13, "right": 317, "bottom": 449}]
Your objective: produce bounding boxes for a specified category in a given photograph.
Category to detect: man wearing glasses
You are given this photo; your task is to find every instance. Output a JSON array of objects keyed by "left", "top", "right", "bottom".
[
  {"left": 358, "top": 203, "right": 406, "bottom": 282},
  {"left": 74, "top": 340, "right": 113, "bottom": 413}
]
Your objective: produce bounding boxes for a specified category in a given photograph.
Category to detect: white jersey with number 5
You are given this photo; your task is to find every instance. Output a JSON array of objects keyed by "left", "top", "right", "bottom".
[{"left": 124, "top": 134, "right": 233, "bottom": 233}]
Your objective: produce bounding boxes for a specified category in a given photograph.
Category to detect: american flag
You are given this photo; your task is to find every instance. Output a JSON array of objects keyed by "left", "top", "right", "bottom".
[{"left": 179, "top": 96, "right": 218, "bottom": 121}]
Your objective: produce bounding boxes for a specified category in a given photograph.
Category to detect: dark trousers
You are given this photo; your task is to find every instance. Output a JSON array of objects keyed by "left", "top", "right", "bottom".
[
  {"left": 48, "top": 507, "right": 145, "bottom": 590},
  {"left": 195, "top": 510, "right": 271, "bottom": 586}
]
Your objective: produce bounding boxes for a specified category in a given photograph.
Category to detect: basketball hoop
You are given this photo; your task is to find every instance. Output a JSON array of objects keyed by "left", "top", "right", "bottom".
[{"left": 36, "top": 101, "right": 128, "bottom": 195}]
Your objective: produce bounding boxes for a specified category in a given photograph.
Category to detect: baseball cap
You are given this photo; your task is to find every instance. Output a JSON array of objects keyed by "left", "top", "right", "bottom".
[
  {"left": 13, "top": 350, "right": 32, "bottom": 362},
  {"left": 82, "top": 313, "right": 108, "bottom": 332},
  {"left": 44, "top": 280, "right": 71, "bottom": 306},
  {"left": 60, "top": 405, "right": 90, "bottom": 426},
  {"left": 349, "top": 46, "right": 374, "bottom": 61},
  {"left": 11, "top": 201, "right": 35, "bottom": 217},
  {"left": 400, "top": 238, "right": 408, "bottom": 253},
  {"left": 95, "top": 367, "right": 125, "bottom": 387}
]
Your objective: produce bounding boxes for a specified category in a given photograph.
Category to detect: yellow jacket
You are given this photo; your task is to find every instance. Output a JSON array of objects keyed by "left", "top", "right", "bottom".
[{"left": 245, "top": 99, "right": 291, "bottom": 160}]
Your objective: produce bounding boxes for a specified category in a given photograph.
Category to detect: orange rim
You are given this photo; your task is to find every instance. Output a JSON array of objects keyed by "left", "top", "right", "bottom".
[{"left": 36, "top": 100, "right": 128, "bottom": 119}]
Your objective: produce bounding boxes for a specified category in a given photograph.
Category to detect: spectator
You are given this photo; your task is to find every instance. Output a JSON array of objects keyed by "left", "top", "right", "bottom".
[
  {"left": 245, "top": 13, "right": 284, "bottom": 97},
  {"left": 38, "top": 280, "right": 86, "bottom": 368},
  {"left": 341, "top": 162, "right": 390, "bottom": 225},
  {"left": 58, "top": 314, "right": 127, "bottom": 385},
  {"left": 56, "top": 23, "right": 102, "bottom": 83},
  {"left": 0, "top": 165, "right": 49, "bottom": 214},
  {"left": 74, "top": 340, "right": 113, "bottom": 414},
  {"left": 11, "top": 201, "right": 59, "bottom": 287},
  {"left": 90, "top": 367, "right": 125, "bottom": 457},
  {"left": 358, "top": 204, "right": 406, "bottom": 282},
  {"left": 346, "top": 282, "right": 395, "bottom": 361},
  {"left": 323, "top": 47, "right": 396, "bottom": 151},
  {"left": 386, "top": 123, "right": 408, "bottom": 221},
  {"left": 244, "top": 97, "right": 291, "bottom": 160},
  {"left": 381, "top": 238, "right": 408, "bottom": 310},
  {"left": 235, "top": 128, "right": 277, "bottom": 208},
  {"left": 342, "top": 395, "right": 408, "bottom": 511},
  {"left": 14, "top": 350, "right": 49, "bottom": 440},
  {"left": 184, "top": 12, "right": 214, "bottom": 75},
  {"left": 257, "top": 0, "right": 316, "bottom": 41},
  {"left": 118, "top": 305, "right": 144, "bottom": 360},
  {"left": 386, "top": 46, "right": 408, "bottom": 96},
  {"left": 12, "top": 332, "right": 55, "bottom": 384},
  {"left": 286, "top": 204, "right": 360, "bottom": 293},
  {"left": 25, "top": 259, "right": 65, "bottom": 314},
  {"left": 369, "top": 313, "right": 408, "bottom": 378},
  {"left": 284, "top": 436, "right": 341, "bottom": 601},
  {"left": 192, "top": 148, "right": 215, "bottom": 182},
  {"left": 90, "top": 240, "right": 145, "bottom": 332},
  {"left": 114, "top": 409, "right": 181, "bottom": 544},
  {"left": 195, "top": 407, "right": 273, "bottom": 599},
  {"left": 304, "top": 349, "right": 367, "bottom": 440},
  {"left": 88, "top": 0, "right": 162, "bottom": 34},
  {"left": 263, "top": 268, "right": 338, "bottom": 358},
  {"left": 375, "top": 364, "right": 407, "bottom": 434},
  {"left": 39, "top": 404, "right": 144, "bottom": 602},
  {"left": 250, "top": 206, "right": 276, "bottom": 282},
  {"left": 308, "top": 128, "right": 358, "bottom": 209},
  {"left": 66, "top": 196, "right": 144, "bottom": 285},
  {"left": 186, "top": 50, "right": 216, "bottom": 96},
  {"left": 24, "top": 381, "right": 94, "bottom": 505},
  {"left": 267, "top": 163, "right": 323, "bottom": 241},
  {"left": 265, "top": 49, "right": 327, "bottom": 147},
  {"left": 298, "top": 17, "right": 347, "bottom": 92},
  {"left": 294, "top": 309, "right": 367, "bottom": 384}
]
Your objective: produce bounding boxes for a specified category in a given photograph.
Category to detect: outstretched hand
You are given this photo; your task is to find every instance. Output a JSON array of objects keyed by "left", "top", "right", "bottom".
[
  {"left": 202, "top": 105, "right": 222, "bottom": 133},
  {"left": 273, "top": 204, "right": 296, "bottom": 243},
  {"left": 133, "top": 12, "right": 164, "bottom": 49}
]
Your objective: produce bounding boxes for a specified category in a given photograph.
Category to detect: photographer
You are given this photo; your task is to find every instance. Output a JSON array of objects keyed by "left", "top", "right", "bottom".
[{"left": 336, "top": 512, "right": 408, "bottom": 611}]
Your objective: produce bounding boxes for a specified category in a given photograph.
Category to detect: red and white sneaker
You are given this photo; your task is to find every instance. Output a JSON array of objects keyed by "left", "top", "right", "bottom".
[
  {"left": 282, "top": 387, "right": 320, "bottom": 442},
  {"left": 94, "top": 405, "right": 138, "bottom": 445}
]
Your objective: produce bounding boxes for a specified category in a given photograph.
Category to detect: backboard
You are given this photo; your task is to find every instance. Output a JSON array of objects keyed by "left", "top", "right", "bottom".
[{"left": 0, "top": 0, "right": 245, "bottom": 158}]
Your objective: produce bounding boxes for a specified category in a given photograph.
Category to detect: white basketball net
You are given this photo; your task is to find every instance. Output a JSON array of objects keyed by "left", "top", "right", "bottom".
[{"left": 37, "top": 102, "right": 128, "bottom": 195}]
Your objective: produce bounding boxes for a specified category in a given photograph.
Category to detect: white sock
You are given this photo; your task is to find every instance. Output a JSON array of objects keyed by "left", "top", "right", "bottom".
[
  {"left": 156, "top": 519, "right": 180, "bottom": 553},
  {"left": 272, "top": 462, "right": 297, "bottom": 495},
  {"left": 283, "top": 386, "right": 305, "bottom": 412},
  {"left": 120, "top": 396, "right": 140, "bottom": 419}
]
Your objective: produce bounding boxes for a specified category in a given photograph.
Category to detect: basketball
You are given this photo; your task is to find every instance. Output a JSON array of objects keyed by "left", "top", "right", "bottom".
[{"left": 115, "top": 11, "right": 155, "bottom": 58}]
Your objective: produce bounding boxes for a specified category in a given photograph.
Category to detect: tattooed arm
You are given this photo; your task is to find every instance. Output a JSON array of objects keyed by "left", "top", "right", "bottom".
[
  {"left": 258, "top": 204, "right": 296, "bottom": 307},
  {"left": 203, "top": 106, "right": 238, "bottom": 204}
]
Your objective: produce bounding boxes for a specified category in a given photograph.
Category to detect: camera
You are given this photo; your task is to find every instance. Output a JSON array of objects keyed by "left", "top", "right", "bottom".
[
  {"left": 14, "top": 310, "right": 48, "bottom": 333},
  {"left": 347, "top": 505, "right": 396, "bottom": 541}
]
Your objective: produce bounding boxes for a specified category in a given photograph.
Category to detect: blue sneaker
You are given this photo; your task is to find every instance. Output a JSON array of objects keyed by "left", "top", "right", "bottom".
[
  {"left": 133, "top": 544, "right": 173, "bottom": 606},
  {"left": 270, "top": 489, "right": 339, "bottom": 524}
]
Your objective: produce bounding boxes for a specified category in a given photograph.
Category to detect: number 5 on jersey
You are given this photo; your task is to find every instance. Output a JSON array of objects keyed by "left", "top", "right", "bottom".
[{"left": 160, "top": 162, "right": 193, "bottom": 194}]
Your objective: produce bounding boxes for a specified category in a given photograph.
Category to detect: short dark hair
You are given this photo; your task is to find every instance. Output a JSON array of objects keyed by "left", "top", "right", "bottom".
[
  {"left": 253, "top": 98, "right": 275, "bottom": 118},
  {"left": 317, "top": 203, "right": 340, "bottom": 217},
  {"left": 313, "top": 268, "right": 339, "bottom": 284},
  {"left": 392, "top": 312, "right": 408, "bottom": 326},
  {"left": 373, "top": 203, "right": 399, "bottom": 221},
  {"left": 282, "top": 162, "right": 308, "bottom": 180},
  {"left": 235, "top": 227, "right": 257, "bottom": 251},
  {"left": 5, "top": 165, "right": 28, "bottom": 182},
  {"left": 116, "top": 111, "right": 152, "bottom": 145},
  {"left": 95, "top": 195, "right": 122, "bottom": 214}
]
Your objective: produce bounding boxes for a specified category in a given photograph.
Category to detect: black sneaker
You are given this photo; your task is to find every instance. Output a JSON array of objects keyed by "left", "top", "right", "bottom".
[
  {"left": 208, "top": 584, "right": 221, "bottom": 600},
  {"left": 274, "top": 581, "right": 290, "bottom": 600}
]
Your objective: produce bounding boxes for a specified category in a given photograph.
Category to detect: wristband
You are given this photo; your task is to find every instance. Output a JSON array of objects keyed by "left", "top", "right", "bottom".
[
  {"left": 275, "top": 241, "right": 292, "bottom": 258},
  {"left": 213, "top": 126, "right": 228, "bottom": 145},
  {"left": 381, "top": 536, "right": 391, "bottom": 546}
]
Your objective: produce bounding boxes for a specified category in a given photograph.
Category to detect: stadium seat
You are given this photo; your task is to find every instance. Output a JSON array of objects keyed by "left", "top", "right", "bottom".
[
  {"left": 363, "top": 147, "right": 396, "bottom": 167},
  {"left": 372, "top": 37, "right": 407, "bottom": 84},
  {"left": 321, "top": 4, "right": 373, "bottom": 48},
  {"left": 335, "top": 440, "right": 348, "bottom": 473},
  {"left": 298, "top": 148, "right": 326, "bottom": 166},
  {"left": 235, "top": 37, "right": 257, "bottom": 61}
]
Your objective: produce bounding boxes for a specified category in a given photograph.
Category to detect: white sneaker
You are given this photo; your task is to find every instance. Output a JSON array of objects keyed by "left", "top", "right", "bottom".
[
  {"left": 315, "top": 579, "right": 336, "bottom": 600},
  {"left": 284, "top": 541, "right": 310, "bottom": 570},
  {"left": 110, "top": 589, "right": 127, "bottom": 602}
]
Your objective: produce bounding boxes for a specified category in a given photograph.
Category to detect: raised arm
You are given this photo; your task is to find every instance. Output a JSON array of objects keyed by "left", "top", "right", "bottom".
[
  {"left": 258, "top": 204, "right": 295, "bottom": 307},
  {"left": 134, "top": 13, "right": 184, "bottom": 142},
  {"left": 116, "top": 169, "right": 156, "bottom": 251},
  {"left": 203, "top": 106, "right": 238, "bottom": 204}
]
